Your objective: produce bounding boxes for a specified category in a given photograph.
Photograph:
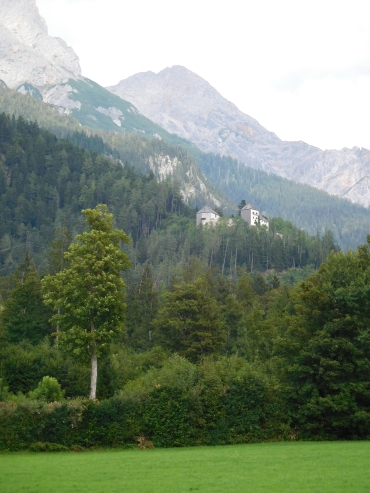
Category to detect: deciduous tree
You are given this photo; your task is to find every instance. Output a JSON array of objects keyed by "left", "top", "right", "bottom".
[{"left": 42, "top": 204, "right": 130, "bottom": 400}]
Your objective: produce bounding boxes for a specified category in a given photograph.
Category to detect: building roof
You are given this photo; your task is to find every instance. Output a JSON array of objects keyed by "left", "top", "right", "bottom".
[
  {"left": 197, "top": 206, "right": 220, "bottom": 215},
  {"left": 241, "top": 203, "right": 258, "bottom": 211}
]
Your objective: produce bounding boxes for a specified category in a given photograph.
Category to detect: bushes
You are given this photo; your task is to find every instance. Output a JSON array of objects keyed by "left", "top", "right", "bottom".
[
  {"left": 221, "top": 377, "right": 267, "bottom": 442},
  {"left": 0, "top": 359, "right": 286, "bottom": 451},
  {"left": 143, "top": 387, "right": 194, "bottom": 447},
  {"left": 0, "top": 341, "right": 90, "bottom": 398},
  {"left": 29, "top": 442, "right": 70, "bottom": 452}
]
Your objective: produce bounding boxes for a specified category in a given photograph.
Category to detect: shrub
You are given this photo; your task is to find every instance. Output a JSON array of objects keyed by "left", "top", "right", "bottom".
[{"left": 28, "top": 376, "right": 64, "bottom": 402}]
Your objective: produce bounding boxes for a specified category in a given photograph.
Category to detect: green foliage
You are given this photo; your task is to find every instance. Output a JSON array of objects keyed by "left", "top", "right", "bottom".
[
  {"left": 2, "top": 84, "right": 368, "bottom": 252},
  {"left": 125, "top": 264, "right": 159, "bottom": 350},
  {"left": 42, "top": 205, "right": 130, "bottom": 358},
  {"left": 0, "top": 340, "right": 90, "bottom": 397},
  {"left": 122, "top": 354, "right": 198, "bottom": 397},
  {"left": 198, "top": 153, "right": 370, "bottom": 250},
  {"left": 28, "top": 376, "right": 64, "bottom": 402},
  {"left": 0, "top": 357, "right": 284, "bottom": 451},
  {"left": 42, "top": 205, "right": 131, "bottom": 399},
  {"left": 28, "top": 442, "right": 70, "bottom": 452},
  {"left": 2, "top": 99, "right": 370, "bottom": 446},
  {"left": 142, "top": 387, "right": 194, "bottom": 447},
  {"left": 0, "top": 254, "right": 52, "bottom": 344},
  {"left": 47, "top": 225, "right": 72, "bottom": 274},
  {"left": 0, "top": 113, "right": 191, "bottom": 276},
  {"left": 153, "top": 277, "right": 226, "bottom": 361},
  {"left": 0, "top": 85, "right": 230, "bottom": 214},
  {"left": 0, "top": 112, "right": 337, "bottom": 290},
  {"left": 252, "top": 273, "right": 269, "bottom": 295},
  {"left": 275, "top": 244, "right": 370, "bottom": 439},
  {"left": 0, "top": 378, "right": 9, "bottom": 401},
  {"left": 221, "top": 375, "right": 267, "bottom": 442}
]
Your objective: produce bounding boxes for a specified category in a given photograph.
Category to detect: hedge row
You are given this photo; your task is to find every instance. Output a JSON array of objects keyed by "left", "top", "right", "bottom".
[{"left": 0, "top": 376, "right": 289, "bottom": 451}]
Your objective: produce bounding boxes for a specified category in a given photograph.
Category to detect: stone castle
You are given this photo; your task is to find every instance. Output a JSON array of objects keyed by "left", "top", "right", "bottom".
[{"left": 196, "top": 203, "right": 269, "bottom": 229}]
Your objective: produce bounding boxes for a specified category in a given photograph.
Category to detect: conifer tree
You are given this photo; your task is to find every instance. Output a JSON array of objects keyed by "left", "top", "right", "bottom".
[
  {"left": 275, "top": 247, "right": 370, "bottom": 438},
  {"left": 0, "top": 253, "right": 51, "bottom": 344},
  {"left": 153, "top": 276, "right": 226, "bottom": 361},
  {"left": 126, "top": 263, "right": 159, "bottom": 350}
]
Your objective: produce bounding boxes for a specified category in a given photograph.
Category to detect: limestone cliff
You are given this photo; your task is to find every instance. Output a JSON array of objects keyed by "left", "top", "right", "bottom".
[{"left": 0, "top": 0, "right": 81, "bottom": 89}]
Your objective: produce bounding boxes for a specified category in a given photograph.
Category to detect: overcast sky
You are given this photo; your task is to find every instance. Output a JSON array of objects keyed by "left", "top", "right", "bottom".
[{"left": 36, "top": 0, "right": 370, "bottom": 151}]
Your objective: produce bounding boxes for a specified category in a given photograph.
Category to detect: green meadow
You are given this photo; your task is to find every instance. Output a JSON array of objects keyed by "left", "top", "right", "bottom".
[{"left": 1, "top": 442, "right": 369, "bottom": 493}]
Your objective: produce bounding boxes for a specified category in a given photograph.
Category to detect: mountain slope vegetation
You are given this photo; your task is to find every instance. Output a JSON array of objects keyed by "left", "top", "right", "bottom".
[
  {"left": 0, "top": 113, "right": 335, "bottom": 281},
  {"left": 0, "top": 82, "right": 231, "bottom": 212},
  {"left": 1, "top": 84, "right": 369, "bottom": 250}
]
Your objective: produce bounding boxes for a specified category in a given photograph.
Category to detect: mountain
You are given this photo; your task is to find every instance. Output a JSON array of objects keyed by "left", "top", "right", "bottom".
[
  {"left": 0, "top": 1, "right": 197, "bottom": 144},
  {"left": 107, "top": 66, "right": 370, "bottom": 208},
  {"left": 2, "top": 0, "right": 370, "bottom": 250},
  {"left": 3, "top": 83, "right": 370, "bottom": 251},
  {"left": 0, "top": 0, "right": 81, "bottom": 88},
  {"left": 0, "top": 0, "right": 232, "bottom": 212},
  {"left": 0, "top": 81, "right": 231, "bottom": 214},
  {"left": 0, "top": 112, "right": 337, "bottom": 281}
]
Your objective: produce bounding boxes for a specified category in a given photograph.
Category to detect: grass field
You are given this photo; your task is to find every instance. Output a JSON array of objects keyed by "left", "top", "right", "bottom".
[{"left": 1, "top": 442, "right": 369, "bottom": 493}]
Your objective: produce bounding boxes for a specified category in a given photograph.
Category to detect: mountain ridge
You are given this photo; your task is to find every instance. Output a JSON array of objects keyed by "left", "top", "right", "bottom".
[{"left": 107, "top": 65, "right": 370, "bottom": 208}]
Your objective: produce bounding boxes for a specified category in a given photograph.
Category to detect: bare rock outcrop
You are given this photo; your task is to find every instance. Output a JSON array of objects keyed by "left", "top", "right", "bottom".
[
  {"left": 0, "top": 0, "right": 81, "bottom": 89},
  {"left": 108, "top": 66, "right": 370, "bottom": 207}
]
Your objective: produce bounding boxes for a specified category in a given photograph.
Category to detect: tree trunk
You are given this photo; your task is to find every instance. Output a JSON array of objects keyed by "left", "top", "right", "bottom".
[
  {"left": 56, "top": 307, "right": 60, "bottom": 342},
  {"left": 89, "top": 353, "right": 98, "bottom": 400}
]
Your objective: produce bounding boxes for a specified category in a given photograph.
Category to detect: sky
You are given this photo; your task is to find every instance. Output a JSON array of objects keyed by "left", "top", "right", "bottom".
[{"left": 36, "top": 0, "right": 370, "bottom": 151}]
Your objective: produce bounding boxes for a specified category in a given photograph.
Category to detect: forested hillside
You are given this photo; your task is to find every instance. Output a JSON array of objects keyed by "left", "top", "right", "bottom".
[
  {"left": 1, "top": 0, "right": 369, "bottom": 453},
  {"left": 1, "top": 84, "right": 369, "bottom": 250},
  {"left": 0, "top": 113, "right": 335, "bottom": 281},
  {"left": 198, "top": 153, "right": 370, "bottom": 250},
  {"left": 0, "top": 84, "right": 230, "bottom": 212}
]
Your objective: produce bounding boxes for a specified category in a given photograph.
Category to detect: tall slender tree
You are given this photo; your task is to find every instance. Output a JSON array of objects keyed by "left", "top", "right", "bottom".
[{"left": 42, "top": 204, "right": 130, "bottom": 399}]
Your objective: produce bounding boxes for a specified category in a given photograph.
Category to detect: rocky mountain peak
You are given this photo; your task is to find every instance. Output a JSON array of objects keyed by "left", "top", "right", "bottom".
[
  {"left": 0, "top": 0, "right": 81, "bottom": 89},
  {"left": 107, "top": 65, "right": 277, "bottom": 152},
  {"left": 107, "top": 65, "right": 370, "bottom": 207}
]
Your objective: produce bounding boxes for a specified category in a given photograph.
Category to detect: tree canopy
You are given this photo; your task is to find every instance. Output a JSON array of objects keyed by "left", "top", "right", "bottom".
[
  {"left": 42, "top": 204, "right": 131, "bottom": 399},
  {"left": 274, "top": 244, "right": 370, "bottom": 439}
]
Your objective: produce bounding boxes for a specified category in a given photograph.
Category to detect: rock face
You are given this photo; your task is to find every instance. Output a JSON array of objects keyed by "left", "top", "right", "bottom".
[
  {"left": 108, "top": 66, "right": 370, "bottom": 207},
  {"left": 0, "top": 0, "right": 81, "bottom": 89}
]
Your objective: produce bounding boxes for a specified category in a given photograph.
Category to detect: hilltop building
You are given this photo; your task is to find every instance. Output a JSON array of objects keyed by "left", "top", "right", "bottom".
[
  {"left": 241, "top": 203, "right": 269, "bottom": 229},
  {"left": 259, "top": 216, "right": 269, "bottom": 228},
  {"left": 196, "top": 206, "right": 220, "bottom": 226},
  {"left": 196, "top": 203, "right": 269, "bottom": 229},
  {"left": 240, "top": 203, "right": 259, "bottom": 226}
]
